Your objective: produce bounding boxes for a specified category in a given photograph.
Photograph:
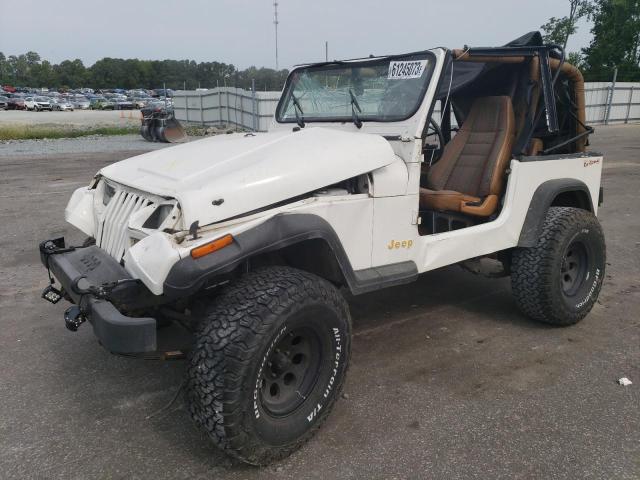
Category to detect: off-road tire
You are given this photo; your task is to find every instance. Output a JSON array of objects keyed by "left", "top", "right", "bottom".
[
  {"left": 185, "top": 266, "right": 351, "bottom": 465},
  {"left": 511, "top": 207, "right": 605, "bottom": 325}
]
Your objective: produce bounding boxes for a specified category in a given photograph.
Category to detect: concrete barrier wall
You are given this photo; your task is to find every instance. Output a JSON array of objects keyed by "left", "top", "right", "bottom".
[
  {"left": 584, "top": 82, "right": 640, "bottom": 124},
  {"left": 173, "top": 87, "right": 280, "bottom": 132},
  {"left": 174, "top": 82, "right": 640, "bottom": 131}
]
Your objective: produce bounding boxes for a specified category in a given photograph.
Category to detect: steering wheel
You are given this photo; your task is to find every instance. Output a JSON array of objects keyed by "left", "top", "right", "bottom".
[{"left": 423, "top": 117, "right": 445, "bottom": 164}]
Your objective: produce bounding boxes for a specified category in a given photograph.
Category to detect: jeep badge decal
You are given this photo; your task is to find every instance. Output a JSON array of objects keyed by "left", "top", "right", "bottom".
[{"left": 387, "top": 239, "right": 413, "bottom": 250}]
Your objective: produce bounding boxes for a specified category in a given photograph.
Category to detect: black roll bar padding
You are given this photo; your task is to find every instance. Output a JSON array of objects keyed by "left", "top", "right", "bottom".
[
  {"left": 511, "top": 43, "right": 568, "bottom": 155},
  {"left": 540, "top": 129, "right": 593, "bottom": 155},
  {"left": 538, "top": 49, "right": 559, "bottom": 133},
  {"left": 458, "top": 44, "right": 566, "bottom": 155}
]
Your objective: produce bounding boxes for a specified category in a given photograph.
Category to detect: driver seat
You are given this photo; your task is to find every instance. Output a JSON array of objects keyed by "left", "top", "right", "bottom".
[{"left": 420, "top": 96, "right": 515, "bottom": 217}]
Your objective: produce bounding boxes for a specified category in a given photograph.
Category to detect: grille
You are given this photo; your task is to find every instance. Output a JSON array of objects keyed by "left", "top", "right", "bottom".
[{"left": 96, "top": 189, "right": 152, "bottom": 260}]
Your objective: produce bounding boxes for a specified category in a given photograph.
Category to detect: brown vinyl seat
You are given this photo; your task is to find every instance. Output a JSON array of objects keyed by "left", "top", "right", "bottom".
[{"left": 420, "top": 96, "right": 515, "bottom": 217}]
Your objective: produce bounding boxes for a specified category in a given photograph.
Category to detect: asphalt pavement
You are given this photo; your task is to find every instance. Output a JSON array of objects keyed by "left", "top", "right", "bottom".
[{"left": 0, "top": 125, "right": 638, "bottom": 479}]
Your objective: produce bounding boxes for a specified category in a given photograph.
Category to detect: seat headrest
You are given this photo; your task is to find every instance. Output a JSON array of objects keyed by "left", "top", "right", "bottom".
[{"left": 462, "top": 96, "right": 515, "bottom": 134}]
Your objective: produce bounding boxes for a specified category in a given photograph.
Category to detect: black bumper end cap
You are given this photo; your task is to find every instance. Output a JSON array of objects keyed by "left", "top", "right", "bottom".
[{"left": 88, "top": 298, "right": 157, "bottom": 354}]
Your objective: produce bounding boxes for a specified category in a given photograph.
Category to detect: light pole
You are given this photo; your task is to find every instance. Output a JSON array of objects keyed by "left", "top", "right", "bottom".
[{"left": 274, "top": 1, "right": 279, "bottom": 70}]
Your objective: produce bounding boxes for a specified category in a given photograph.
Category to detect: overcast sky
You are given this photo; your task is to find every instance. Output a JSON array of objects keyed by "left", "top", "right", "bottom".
[{"left": 0, "top": 0, "right": 593, "bottom": 69}]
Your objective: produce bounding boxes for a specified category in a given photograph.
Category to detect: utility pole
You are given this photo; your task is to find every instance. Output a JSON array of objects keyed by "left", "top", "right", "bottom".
[
  {"left": 273, "top": 1, "right": 279, "bottom": 70},
  {"left": 325, "top": 41, "right": 328, "bottom": 61},
  {"left": 605, "top": 67, "right": 618, "bottom": 125}
]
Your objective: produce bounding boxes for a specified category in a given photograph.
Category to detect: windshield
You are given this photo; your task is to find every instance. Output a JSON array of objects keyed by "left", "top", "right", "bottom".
[{"left": 276, "top": 51, "right": 435, "bottom": 124}]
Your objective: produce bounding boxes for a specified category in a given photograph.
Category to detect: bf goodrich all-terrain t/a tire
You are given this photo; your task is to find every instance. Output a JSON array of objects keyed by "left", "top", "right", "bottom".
[
  {"left": 511, "top": 206, "right": 606, "bottom": 326},
  {"left": 186, "top": 266, "right": 352, "bottom": 465}
]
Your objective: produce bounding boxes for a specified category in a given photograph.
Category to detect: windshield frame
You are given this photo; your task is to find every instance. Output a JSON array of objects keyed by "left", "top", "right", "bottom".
[{"left": 276, "top": 50, "right": 437, "bottom": 125}]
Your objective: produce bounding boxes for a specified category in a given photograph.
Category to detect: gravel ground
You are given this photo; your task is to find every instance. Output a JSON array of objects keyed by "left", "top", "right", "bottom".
[
  {"left": 0, "top": 109, "right": 142, "bottom": 127},
  {"left": 0, "top": 125, "right": 638, "bottom": 479},
  {"left": 0, "top": 134, "right": 175, "bottom": 157}
]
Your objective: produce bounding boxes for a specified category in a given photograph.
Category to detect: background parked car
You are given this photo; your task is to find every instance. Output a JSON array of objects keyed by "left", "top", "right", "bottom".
[
  {"left": 51, "top": 98, "right": 74, "bottom": 111},
  {"left": 0, "top": 86, "right": 178, "bottom": 109},
  {"left": 89, "top": 98, "right": 103, "bottom": 109},
  {"left": 24, "top": 97, "right": 36, "bottom": 110},
  {"left": 115, "top": 98, "right": 134, "bottom": 110},
  {"left": 0, "top": 96, "right": 8, "bottom": 110},
  {"left": 132, "top": 97, "right": 152, "bottom": 108},
  {"left": 7, "top": 95, "right": 26, "bottom": 110},
  {"left": 72, "top": 95, "right": 90, "bottom": 110},
  {"left": 90, "top": 98, "right": 115, "bottom": 110},
  {"left": 152, "top": 88, "right": 173, "bottom": 97},
  {"left": 24, "top": 96, "right": 53, "bottom": 111}
]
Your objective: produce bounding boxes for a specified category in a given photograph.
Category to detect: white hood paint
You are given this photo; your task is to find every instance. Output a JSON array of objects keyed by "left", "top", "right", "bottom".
[{"left": 100, "top": 127, "right": 396, "bottom": 227}]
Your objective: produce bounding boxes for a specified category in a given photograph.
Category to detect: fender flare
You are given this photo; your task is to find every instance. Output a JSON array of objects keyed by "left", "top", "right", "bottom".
[
  {"left": 164, "top": 213, "right": 417, "bottom": 298},
  {"left": 518, "top": 178, "right": 594, "bottom": 247}
]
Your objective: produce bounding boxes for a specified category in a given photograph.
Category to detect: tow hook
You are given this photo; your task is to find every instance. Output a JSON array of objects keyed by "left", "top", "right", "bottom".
[{"left": 64, "top": 305, "right": 86, "bottom": 332}]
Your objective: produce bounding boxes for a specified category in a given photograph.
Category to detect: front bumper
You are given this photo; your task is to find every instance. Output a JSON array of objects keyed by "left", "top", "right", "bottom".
[{"left": 40, "top": 238, "right": 157, "bottom": 354}]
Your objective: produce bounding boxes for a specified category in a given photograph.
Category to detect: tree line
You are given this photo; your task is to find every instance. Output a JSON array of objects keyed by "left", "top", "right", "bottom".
[
  {"left": 2, "top": 0, "right": 637, "bottom": 91},
  {"left": 541, "top": 0, "right": 640, "bottom": 82},
  {"left": 0, "top": 52, "right": 289, "bottom": 91}
]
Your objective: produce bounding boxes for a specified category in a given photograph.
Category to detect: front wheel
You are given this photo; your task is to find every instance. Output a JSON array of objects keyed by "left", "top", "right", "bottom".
[
  {"left": 511, "top": 207, "right": 606, "bottom": 326},
  {"left": 186, "top": 266, "right": 351, "bottom": 465}
]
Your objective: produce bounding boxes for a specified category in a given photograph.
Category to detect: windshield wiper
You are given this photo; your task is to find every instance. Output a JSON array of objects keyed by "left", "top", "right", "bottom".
[
  {"left": 291, "top": 93, "right": 305, "bottom": 128},
  {"left": 348, "top": 89, "right": 363, "bottom": 129}
]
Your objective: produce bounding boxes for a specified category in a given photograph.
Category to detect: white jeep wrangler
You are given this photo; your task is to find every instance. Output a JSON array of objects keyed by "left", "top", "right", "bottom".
[{"left": 40, "top": 33, "right": 605, "bottom": 465}]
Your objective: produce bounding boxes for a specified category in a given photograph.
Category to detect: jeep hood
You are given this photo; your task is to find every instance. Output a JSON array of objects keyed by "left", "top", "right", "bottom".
[{"left": 100, "top": 127, "right": 396, "bottom": 227}]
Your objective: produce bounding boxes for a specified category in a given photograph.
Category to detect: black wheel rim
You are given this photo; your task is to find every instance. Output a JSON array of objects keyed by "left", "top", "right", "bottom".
[
  {"left": 561, "top": 240, "right": 589, "bottom": 296},
  {"left": 259, "top": 327, "right": 322, "bottom": 417}
]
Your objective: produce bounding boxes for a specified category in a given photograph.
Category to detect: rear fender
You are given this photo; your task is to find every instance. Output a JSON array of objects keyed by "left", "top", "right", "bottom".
[{"left": 518, "top": 178, "right": 594, "bottom": 247}]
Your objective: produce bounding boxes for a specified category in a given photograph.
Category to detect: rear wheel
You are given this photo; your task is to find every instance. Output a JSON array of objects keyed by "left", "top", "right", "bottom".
[
  {"left": 185, "top": 266, "right": 351, "bottom": 465},
  {"left": 511, "top": 207, "right": 605, "bottom": 325}
]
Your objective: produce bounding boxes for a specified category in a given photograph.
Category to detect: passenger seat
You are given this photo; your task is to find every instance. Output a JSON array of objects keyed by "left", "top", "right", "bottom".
[{"left": 420, "top": 96, "right": 515, "bottom": 217}]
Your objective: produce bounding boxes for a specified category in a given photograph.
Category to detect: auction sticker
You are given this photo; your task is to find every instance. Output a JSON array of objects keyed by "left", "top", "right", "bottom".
[{"left": 388, "top": 60, "right": 428, "bottom": 79}]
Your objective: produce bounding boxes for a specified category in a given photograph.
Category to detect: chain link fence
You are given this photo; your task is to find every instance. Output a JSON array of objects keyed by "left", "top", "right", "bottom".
[{"left": 174, "top": 81, "right": 640, "bottom": 132}]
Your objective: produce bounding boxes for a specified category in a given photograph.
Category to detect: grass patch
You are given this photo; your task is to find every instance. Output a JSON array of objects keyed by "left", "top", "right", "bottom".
[{"left": 0, "top": 124, "right": 138, "bottom": 141}]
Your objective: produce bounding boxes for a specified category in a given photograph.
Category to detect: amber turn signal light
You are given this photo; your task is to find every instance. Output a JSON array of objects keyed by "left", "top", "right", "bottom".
[{"left": 190, "top": 234, "right": 233, "bottom": 259}]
